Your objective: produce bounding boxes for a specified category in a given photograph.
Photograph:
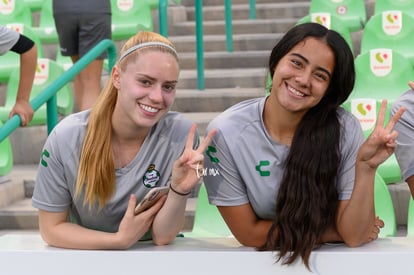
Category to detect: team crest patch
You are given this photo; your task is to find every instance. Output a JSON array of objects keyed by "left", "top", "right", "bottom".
[{"left": 142, "top": 164, "right": 160, "bottom": 188}]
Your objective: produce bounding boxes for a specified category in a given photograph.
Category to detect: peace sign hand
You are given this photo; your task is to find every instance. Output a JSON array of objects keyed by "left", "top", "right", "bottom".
[
  {"left": 357, "top": 100, "right": 405, "bottom": 169},
  {"left": 170, "top": 124, "right": 216, "bottom": 195}
]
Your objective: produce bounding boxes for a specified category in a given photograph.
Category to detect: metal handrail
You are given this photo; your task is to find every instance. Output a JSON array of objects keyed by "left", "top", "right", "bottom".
[
  {"left": 195, "top": 0, "right": 205, "bottom": 90},
  {"left": 194, "top": 0, "right": 257, "bottom": 90},
  {"left": 225, "top": 0, "right": 234, "bottom": 52},
  {"left": 250, "top": 0, "right": 256, "bottom": 19},
  {"left": 0, "top": 39, "right": 117, "bottom": 142},
  {"left": 159, "top": 0, "right": 168, "bottom": 37}
]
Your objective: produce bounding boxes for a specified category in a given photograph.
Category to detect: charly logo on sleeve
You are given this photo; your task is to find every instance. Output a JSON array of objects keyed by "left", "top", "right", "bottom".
[
  {"left": 40, "top": 149, "right": 50, "bottom": 167},
  {"left": 206, "top": 146, "right": 219, "bottom": 163},
  {"left": 142, "top": 164, "right": 160, "bottom": 188},
  {"left": 256, "top": 160, "right": 270, "bottom": 177}
]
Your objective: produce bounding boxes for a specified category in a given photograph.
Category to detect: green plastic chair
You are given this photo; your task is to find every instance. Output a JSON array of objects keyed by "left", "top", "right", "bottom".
[
  {"left": 343, "top": 99, "right": 402, "bottom": 183},
  {"left": 0, "top": 58, "right": 74, "bottom": 125},
  {"left": 110, "top": 0, "right": 154, "bottom": 41},
  {"left": 0, "top": 120, "right": 13, "bottom": 176},
  {"left": 32, "top": 0, "right": 59, "bottom": 44},
  {"left": 0, "top": 23, "right": 45, "bottom": 83},
  {"left": 0, "top": 1, "right": 33, "bottom": 27},
  {"left": 360, "top": 11, "right": 414, "bottom": 68},
  {"left": 296, "top": 13, "right": 354, "bottom": 54},
  {"left": 407, "top": 197, "right": 414, "bottom": 236},
  {"left": 23, "top": 0, "right": 44, "bottom": 12},
  {"left": 55, "top": 47, "right": 73, "bottom": 71},
  {"left": 309, "top": 0, "right": 367, "bottom": 32},
  {"left": 144, "top": 0, "right": 159, "bottom": 10},
  {"left": 184, "top": 183, "right": 233, "bottom": 238},
  {"left": 374, "top": 0, "right": 414, "bottom": 18},
  {"left": 342, "top": 49, "right": 413, "bottom": 183},
  {"left": 349, "top": 49, "right": 414, "bottom": 107},
  {"left": 374, "top": 173, "right": 397, "bottom": 237}
]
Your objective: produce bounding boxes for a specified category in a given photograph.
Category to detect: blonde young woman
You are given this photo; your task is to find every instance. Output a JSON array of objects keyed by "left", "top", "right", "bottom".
[{"left": 32, "top": 31, "right": 214, "bottom": 249}]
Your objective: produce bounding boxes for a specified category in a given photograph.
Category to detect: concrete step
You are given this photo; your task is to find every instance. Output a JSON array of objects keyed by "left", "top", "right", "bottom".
[
  {"left": 172, "top": 33, "right": 285, "bottom": 53},
  {"left": 179, "top": 50, "right": 270, "bottom": 70},
  {"left": 178, "top": 67, "right": 267, "bottom": 89},
  {"left": 185, "top": 2, "right": 310, "bottom": 22},
  {"left": 170, "top": 17, "right": 298, "bottom": 36},
  {"left": 182, "top": 112, "right": 220, "bottom": 137},
  {"left": 172, "top": 87, "right": 264, "bottom": 112}
]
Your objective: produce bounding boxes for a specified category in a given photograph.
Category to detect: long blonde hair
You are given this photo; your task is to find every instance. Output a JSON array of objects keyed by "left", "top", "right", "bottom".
[{"left": 75, "top": 31, "right": 178, "bottom": 209}]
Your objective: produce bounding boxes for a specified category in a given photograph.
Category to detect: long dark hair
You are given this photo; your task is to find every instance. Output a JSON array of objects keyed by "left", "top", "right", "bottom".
[{"left": 259, "top": 23, "right": 355, "bottom": 269}]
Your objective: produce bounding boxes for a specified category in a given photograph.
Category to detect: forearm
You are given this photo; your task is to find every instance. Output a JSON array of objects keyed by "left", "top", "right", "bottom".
[
  {"left": 235, "top": 219, "right": 274, "bottom": 248},
  {"left": 337, "top": 163, "right": 376, "bottom": 246},
  {"left": 151, "top": 190, "right": 187, "bottom": 245},
  {"left": 17, "top": 44, "right": 37, "bottom": 101},
  {"left": 40, "top": 221, "right": 122, "bottom": 250}
]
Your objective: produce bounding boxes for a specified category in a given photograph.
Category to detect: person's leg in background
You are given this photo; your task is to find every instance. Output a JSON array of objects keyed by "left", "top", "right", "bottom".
[
  {"left": 70, "top": 55, "right": 103, "bottom": 111},
  {"left": 54, "top": 12, "right": 111, "bottom": 112},
  {"left": 74, "top": 13, "right": 111, "bottom": 111}
]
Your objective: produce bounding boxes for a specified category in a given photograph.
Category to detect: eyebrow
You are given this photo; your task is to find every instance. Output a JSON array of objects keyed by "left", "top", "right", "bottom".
[
  {"left": 290, "top": 53, "right": 332, "bottom": 79},
  {"left": 138, "top": 73, "right": 178, "bottom": 84}
]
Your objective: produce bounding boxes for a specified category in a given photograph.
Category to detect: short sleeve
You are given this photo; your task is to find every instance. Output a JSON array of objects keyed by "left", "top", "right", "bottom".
[{"left": 32, "top": 130, "right": 73, "bottom": 212}]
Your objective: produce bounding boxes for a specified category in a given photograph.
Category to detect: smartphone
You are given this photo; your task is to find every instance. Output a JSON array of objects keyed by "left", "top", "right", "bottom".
[{"left": 134, "top": 186, "right": 169, "bottom": 215}]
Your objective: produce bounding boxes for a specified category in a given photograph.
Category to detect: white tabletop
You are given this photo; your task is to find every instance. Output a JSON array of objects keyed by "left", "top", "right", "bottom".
[{"left": 0, "top": 232, "right": 413, "bottom": 275}]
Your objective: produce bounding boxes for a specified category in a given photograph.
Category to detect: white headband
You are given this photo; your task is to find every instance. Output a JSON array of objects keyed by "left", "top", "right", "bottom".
[{"left": 118, "top": 41, "right": 177, "bottom": 63}]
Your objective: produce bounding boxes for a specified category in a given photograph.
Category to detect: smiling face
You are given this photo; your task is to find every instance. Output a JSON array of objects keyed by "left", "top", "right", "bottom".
[
  {"left": 269, "top": 37, "right": 335, "bottom": 117},
  {"left": 112, "top": 50, "right": 179, "bottom": 130}
]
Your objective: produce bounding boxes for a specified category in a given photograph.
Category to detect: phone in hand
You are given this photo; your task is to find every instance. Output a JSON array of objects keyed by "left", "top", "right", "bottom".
[{"left": 134, "top": 186, "right": 169, "bottom": 215}]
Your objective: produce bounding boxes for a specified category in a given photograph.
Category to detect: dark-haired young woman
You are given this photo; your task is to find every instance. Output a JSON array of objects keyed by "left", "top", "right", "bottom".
[{"left": 203, "top": 23, "right": 405, "bottom": 268}]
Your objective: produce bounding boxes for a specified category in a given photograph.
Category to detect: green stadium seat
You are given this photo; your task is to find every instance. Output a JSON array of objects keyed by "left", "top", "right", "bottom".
[
  {"left": 183, "top": 183, "right": 233, "bottom": 238},
  {"left": 0, "top": 1, "right": 33, "bottom": 27},
  {"left": 348, "top": 49, "right": 414, "bottom": 109},
  {"left": 296, "top": 13, "right": 354, "bottom": 54},
  {"left": 0, "top": 58, "right": 74, "bottom": 125},
  {"left": 374, "top": 0, "right": 414, "bottom": 18},
  {"left": 55, "top": 47, "right": 73, "bottom": 71},
  {"left": 360, "top": 11, "right": 414, "bottom": 68},
  {"left": 407, "top": 197, "right": 414, "bottom": 236},
  {"left": 374, "top": 173, "right": 397, "bottom": 237},
  {"left": 23, "top": 0, "right": 44, "bottom": 12},
  {"left": 0, "top": 23, "right": 44, "bottom": 83},
  {"left": 32, "top": 0, "right": 59, "bottom": 44},
  {"left": 343, "top": 49, "right": 413, "bottom": 184},
  {"left": 110, "top": 0, "right": 154, "bottom": 41},
  {"left": 309, "top": 0, "right": 367, "bottom": 32}
]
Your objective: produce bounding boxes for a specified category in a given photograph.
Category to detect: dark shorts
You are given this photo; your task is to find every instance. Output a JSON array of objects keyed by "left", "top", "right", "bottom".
[{"left": 54, "top": 13, "right": 111, "bottom": 59}]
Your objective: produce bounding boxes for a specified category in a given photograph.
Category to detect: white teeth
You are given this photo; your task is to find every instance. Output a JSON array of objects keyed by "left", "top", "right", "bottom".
[
  {"left": 288, "top": 86, "right": 305, "bottom": 97},
  {"left": 139, "top": 103, "right": 158, "bottom": 113}
]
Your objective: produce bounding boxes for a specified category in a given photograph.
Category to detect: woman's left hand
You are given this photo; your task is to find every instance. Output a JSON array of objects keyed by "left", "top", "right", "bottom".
[
  {"left": 357, "top": 100, "right": 405, "bottom": 169},
  {"left": 170, "top": 124, "right": 216, "bottom": 194}
]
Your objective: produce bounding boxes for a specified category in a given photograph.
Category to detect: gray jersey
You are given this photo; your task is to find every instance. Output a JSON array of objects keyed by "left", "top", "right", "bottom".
[
  {"left": 0, "top": 25, "right": 19, "bottom": 55},
  {"left": 203, "top": 97, "right": 364, "bottom": 220},
  {"left": 32, "top": 110, "right": 196, "bottom": 233},
  {"left": 392, "top": 90, "right": 414, "bottom": 181}
]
